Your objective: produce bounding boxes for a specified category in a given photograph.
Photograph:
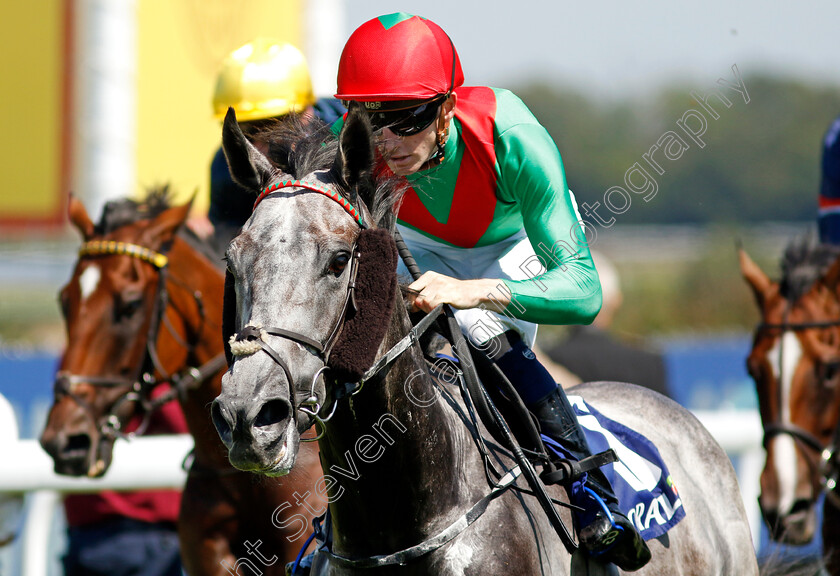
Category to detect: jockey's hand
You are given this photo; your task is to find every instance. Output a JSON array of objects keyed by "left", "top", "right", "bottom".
[{"left": 408, "top": 271, "right": 511, "bottom": 313}]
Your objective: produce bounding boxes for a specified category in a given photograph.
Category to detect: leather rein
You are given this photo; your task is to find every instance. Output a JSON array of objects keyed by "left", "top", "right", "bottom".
[{"left": 55, "top": 239, "right": 226, "bottom": 440}]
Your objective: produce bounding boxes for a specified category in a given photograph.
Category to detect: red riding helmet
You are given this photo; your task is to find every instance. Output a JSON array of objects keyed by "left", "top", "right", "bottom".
[{"left": 335, "top": 13, "right": 464, "bottom": 103}]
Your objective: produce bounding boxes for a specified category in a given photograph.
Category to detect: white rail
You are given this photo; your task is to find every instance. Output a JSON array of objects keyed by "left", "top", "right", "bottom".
[
  {"left": 0, "top": 435, "right": 192, "bottom": 576},
  {"left": 0, "top": 436, "right": 192, "bottom": 493},
  {"left": 0, "top": 413, "right": 763, "bottom": 576}
]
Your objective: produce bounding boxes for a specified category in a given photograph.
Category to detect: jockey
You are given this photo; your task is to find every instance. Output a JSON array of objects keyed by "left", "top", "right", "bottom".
[
  {"left": 207, "top": 38, "right": 345, "bottom": 246},
  {"left": 819, "top": 114, "right": 840, "bottom": 244},
  {"left": 333, "top": 13, "right": 650, "bottom": 571}
]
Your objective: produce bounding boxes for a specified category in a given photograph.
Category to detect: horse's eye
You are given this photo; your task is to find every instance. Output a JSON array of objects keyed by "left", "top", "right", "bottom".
[
  {"left": 329, "top": 253, "right": 350, "bottom": 276},
  {"left": 116, "top": 294, "right": 143, "bottom": 321}
]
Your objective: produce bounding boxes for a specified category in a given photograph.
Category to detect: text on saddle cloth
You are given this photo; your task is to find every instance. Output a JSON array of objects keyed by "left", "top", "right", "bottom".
[{"left": 551, "top": 396, "right": 686, "bottom": 541}]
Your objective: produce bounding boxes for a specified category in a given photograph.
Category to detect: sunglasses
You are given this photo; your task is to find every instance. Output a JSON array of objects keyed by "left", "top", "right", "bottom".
[{"left": 367, "top": 97, "right": 445, "bottom": 137}]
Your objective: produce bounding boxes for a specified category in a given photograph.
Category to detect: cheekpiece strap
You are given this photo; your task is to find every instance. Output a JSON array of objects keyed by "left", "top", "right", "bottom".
[
  {"left": 79, "top": 240, "right": 169, "bottom": 268},
  {"left": 254, "top": 179, "right": 366, "bottom": 229}
]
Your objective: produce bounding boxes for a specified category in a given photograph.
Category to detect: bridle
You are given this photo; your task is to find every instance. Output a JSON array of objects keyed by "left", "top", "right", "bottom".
[
  {"left": 227, "top": 179, "right": 454, "bottom": 442},
  {"left": 55, "top": 239, "right": 226, "bottom": 440},
  {"left": 755, "top": 309, "right": 840, "bottom": 503},
  {"left": 228, "top": 254, "right": 361, "bottom": 436},
  {"left": 229, "top": 178, "right": 367, "bottom": 438}
]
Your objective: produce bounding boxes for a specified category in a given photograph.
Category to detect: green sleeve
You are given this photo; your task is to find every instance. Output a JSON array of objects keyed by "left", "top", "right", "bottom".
[
  {"left": 493, "top": 90, "right": 602, "bottom": 325},
  {"left": 330, "top": 116, "right": 344, "bottom": 135}
]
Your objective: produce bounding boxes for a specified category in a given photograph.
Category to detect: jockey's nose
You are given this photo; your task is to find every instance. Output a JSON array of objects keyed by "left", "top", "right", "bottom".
[{"left": 377, "top": 128, "right": 402, "bottom": 150}]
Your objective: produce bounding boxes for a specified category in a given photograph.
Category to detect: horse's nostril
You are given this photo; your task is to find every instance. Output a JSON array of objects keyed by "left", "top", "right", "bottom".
[
  {"left": 789, "top": 499, "right": 813, "bottom": 516},
  {"left": 255, "top": 400, "right": 290, "bottom": 428},
  {"left": 65, "top": 434, "right": 91, "bottom": 455},
  {"left": 211, "top": 401, "right": 233, "bottom": 446}
]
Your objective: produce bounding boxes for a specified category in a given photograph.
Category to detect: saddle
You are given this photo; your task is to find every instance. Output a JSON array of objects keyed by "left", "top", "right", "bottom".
[
  {"left": 428, "top": 315, "right": 615, "bottom": 487},
  {"left": 420, "top": 310, "right": 682, "bottom": 545}
]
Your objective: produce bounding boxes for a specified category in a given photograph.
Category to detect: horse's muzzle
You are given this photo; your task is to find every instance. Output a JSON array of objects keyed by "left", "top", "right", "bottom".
[
  {"left": 760, "top": 498, "right": 817, "bottom": 545},
  {"left": 211, "top": 393, "right": 296, "bottom": 474},
  {"left": 40, "top": 429, "right": 113, "bottom": 477}
]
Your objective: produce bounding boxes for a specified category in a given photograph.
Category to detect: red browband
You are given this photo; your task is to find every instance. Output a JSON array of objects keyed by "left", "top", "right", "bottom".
[{"left": 254, "top": 179, "right": 367, "bottom": 228}]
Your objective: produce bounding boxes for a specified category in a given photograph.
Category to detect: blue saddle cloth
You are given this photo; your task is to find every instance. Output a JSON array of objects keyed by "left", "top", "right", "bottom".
[{"left": 545, "top": 395, "right": 685, "bottom": 541}]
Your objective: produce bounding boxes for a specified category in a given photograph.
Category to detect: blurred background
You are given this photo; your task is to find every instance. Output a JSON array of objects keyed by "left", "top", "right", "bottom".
[{"left": 2, "top": 0, "right": 839, "bottom": 573}]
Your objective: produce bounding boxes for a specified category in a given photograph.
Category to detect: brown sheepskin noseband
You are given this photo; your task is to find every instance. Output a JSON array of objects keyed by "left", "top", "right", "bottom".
[
  {"left": 223, "top": 227, "right": 398, "bottom": 382},
  {"left": 327, "top": 227, "right": 398, "bottom": 382}
]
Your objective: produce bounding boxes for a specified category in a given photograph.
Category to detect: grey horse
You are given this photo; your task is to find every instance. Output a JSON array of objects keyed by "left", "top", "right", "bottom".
[{"left": 211, "top": 103, "right": 759, "bottom": 575}]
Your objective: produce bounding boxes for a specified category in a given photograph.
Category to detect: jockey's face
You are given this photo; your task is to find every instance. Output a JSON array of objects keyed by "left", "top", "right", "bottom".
[{"left": 377, "top": 95, "right": 456, "bottom": 176}]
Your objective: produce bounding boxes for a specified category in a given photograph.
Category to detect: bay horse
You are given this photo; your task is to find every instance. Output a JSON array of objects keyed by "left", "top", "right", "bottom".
[
  {"left": 39, "top": 188, "right": 325, "bottom": 575},
  {"left": 211, "top": 104, "right": 758, "bottom": 574},
  {"left": 740, "top": 239, "right": 840, "bottom": 574}
]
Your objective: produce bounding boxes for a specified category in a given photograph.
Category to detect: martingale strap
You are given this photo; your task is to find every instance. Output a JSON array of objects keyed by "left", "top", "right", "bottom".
[
  {"left": 254, "top": 179, "right": 367, "bottom": 228},
  {"left": 79, "top": 240, "right": 169, "bottom": 269}
]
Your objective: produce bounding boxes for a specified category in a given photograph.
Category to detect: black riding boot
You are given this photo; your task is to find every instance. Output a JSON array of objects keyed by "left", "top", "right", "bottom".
[{"left": 530, "top": 387, "right": 651, "bottom": 572}]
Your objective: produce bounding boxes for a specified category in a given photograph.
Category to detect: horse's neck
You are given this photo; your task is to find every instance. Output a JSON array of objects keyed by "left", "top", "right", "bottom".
[
  {"left": 163, "top": 237, "right": 229, "bottom": 466},
  {"left": 321, "top": 304, "right": 478, "bottom": 555}
]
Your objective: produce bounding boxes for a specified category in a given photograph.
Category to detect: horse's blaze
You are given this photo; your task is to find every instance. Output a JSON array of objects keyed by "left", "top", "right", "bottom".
[
  {"left": 78, "top": 265, "right": 101, "bottom": 301},
  {"left": 765, "top": 332, "right": 804, "bottom": 515}
]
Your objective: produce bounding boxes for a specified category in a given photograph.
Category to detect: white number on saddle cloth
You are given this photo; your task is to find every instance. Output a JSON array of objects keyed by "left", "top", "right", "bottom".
[{"left": 567, "top": 395, "right": 685, "bottom": 539}]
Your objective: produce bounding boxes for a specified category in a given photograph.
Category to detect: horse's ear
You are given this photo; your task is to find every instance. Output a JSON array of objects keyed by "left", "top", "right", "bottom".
[
  {"left": 334, "top": 102, "right": 375, "bottom": 191},
  {"left": 739, "top": 248, "right": 773, "bottom": 306},
  {"left": 222, "top": 107, "right": 276, "bottom": 192},
  {"left": 144, "top": 195, "right": 193, "bottom": 249},
  {"left": 68, "top": 193, "right": 95, "bottom": 240}
]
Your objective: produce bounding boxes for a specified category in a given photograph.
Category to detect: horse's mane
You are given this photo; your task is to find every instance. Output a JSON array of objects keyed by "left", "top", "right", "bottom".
[
  {"left": 258, "top": 115, "right": 406, "bottom": 230},
  {"left": 95, "top": 184, "right": 221, "bottom": 267},
  {"left": 779, "top": 233, "right": 840, "bottom": 301},
  {"left": 96, "top": 185, "right": 174, "bottom": 234}
]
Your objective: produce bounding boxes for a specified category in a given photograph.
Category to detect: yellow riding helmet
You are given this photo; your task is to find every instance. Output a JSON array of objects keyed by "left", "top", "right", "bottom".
[{"left": 212, "top": 39, "right": 316, "bottom": 122}]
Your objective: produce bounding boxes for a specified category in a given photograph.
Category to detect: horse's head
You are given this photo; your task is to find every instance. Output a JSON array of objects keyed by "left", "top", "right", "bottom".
[
  {"left": 741, "top": 242, "right": 840, "bottom": 544},
  {"left": 211, "top": 106, "right": 400, "bottom": 475},
  {"left": 40, "top": 190, "right": 191, "bottom": 477}
]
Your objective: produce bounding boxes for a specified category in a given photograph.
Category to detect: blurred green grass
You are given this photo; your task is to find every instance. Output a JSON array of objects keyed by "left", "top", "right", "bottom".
[{"left": 0, "top": 286, "right": 63, "bottom": 350}]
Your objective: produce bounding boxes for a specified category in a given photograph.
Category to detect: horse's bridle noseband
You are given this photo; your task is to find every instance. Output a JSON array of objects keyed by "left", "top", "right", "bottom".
[{"left": 229, "top": 247, "right": 361, "bottom": 433}]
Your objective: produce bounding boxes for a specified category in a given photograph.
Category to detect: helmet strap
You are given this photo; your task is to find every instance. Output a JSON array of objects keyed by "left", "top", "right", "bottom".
[{"left": 419, "top": 105, "right": 449, "bottom": 171}]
